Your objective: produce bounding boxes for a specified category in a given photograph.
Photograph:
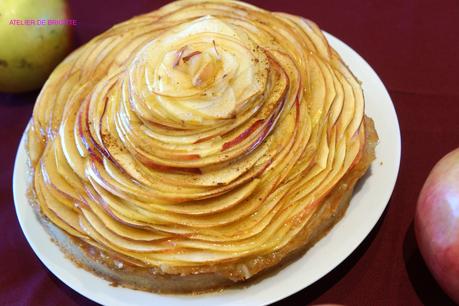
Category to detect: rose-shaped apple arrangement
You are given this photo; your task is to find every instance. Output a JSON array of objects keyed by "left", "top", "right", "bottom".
[
  {"left": 26, "top": 0, "right": 377, "bottom": 292},
  {"left": 415, "top": 148, "right": 459, "bottom": 303}
]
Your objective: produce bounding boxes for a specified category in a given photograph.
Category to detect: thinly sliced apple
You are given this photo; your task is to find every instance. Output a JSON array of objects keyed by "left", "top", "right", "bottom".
[{"left": 26, "top": 0, "right": 374, "bottom": 270}]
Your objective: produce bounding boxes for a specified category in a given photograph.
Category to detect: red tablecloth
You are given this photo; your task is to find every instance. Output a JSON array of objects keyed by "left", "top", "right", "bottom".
[{"left": 1, "top": 1, "right": 459, "bottom": 305}]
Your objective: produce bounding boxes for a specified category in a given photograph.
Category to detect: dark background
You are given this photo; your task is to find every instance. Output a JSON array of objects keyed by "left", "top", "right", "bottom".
[{"left": 1, "top": 0, "right": 459, "bottom": 305}]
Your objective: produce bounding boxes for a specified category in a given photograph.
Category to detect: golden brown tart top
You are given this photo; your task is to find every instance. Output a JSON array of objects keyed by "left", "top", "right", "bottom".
[{"left": 27, "top": 0, "right": 366, "bottom": 271}]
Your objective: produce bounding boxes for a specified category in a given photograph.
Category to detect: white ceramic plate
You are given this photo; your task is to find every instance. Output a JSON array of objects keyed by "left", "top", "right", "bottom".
[{"left": 13, "top": 33, "right": 401, "bottom": 306}]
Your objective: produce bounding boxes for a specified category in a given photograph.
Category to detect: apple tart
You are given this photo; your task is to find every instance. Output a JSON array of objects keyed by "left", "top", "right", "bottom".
[{"left": 26, "top": 0, "right": 378, "bottom": 293}]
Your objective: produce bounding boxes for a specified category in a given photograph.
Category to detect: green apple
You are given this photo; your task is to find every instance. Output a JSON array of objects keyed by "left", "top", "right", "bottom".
[{"left": 0, "top": 0, "right": 72, "bottom": 93}]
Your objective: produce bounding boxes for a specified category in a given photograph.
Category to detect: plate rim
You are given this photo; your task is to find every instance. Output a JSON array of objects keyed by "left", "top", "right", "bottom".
[{"left": 12, "top": 32, "right": 401, "bottom": 306}]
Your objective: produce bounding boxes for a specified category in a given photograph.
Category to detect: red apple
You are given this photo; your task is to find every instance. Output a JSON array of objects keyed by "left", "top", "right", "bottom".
[{"left": 415, "top": 148, "right": 459, "bottom": 303}]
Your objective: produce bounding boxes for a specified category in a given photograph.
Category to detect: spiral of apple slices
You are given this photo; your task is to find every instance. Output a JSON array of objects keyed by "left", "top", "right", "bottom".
[{"left": 27, "top": 0, "right": 370, "bottom": 277}]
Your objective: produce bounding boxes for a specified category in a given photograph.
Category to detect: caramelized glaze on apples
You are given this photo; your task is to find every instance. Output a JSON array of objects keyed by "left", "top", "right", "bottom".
[{"left": 26, "top": 0, "right": 372, "bottom": 283}]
